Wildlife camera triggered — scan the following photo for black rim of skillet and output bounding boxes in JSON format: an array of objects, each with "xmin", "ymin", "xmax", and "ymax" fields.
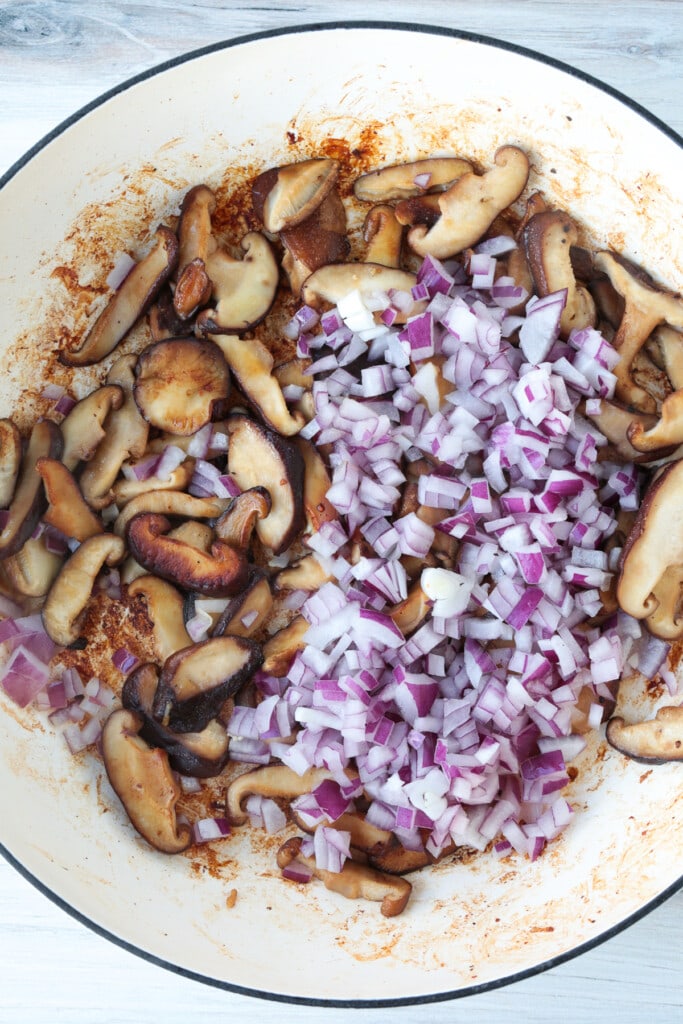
[{"xmin": 1, "ymin": 19, "xmax": 682, "ymax": 1009}]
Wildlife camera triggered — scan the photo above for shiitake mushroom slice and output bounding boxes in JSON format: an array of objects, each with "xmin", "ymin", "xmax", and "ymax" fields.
[{"xmin": 133, "ymin": 337, "xmax": 230, "ymax": 435}]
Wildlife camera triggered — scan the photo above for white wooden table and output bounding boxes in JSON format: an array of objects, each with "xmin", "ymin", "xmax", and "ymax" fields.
[{"xmin": 1, "ymin": 3, "xmax": 682, "ymax": 1021}]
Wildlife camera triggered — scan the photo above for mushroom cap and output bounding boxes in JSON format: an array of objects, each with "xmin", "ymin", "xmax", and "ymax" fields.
[{"xmin": 617, "ymin": 459, "xmax": 683, "ymax": 622}]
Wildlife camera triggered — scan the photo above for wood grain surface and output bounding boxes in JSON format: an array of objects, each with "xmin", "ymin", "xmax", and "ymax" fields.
[{"xmin": 0, "ymin": 3, "xmax": 682, "ymax": 1022}]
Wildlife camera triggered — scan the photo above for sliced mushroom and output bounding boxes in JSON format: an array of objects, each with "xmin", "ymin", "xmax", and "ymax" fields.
[
  {"xmin": 290, "ymin": 807, "xmax": 393, "ymax": 856},
  {"xmin": 606, "ymin": 705, "xmax": 683, "ymax": 763},
  {"xmin": 653, "ymin": 324, "xmax": 683, "ymax": 389},
  {"xmin": 354, "ymin": 157, "xmax": 472, "ymax": 202},
  {"xmin": 127, "ymin": 575, "xmax": 192, "ymax": 662},
  {"xmin": 61, "ymin": 226, "xmax": 179, "ymax": 366},
  {"xmin": 196, "ymin": 233, "xmax": 279, "ymax": 334},
  {"xmin": 122, "ymin": 662, "xmax": 230, "ymax": 778},
  {"xmin": 586, "ymin": 399, "xmax": 670, "ymax": 464},
  {"xmin": 262, "ymin": 615, "xmax": 309, "ymax": 676},
  {"xmin": 3, "ymin": 536, "xmax": 64, "ymax": 598},
  {"xmin": 148, "ymin": 286, "xmax": 189, "ymax": 341},
  {"xmin": 254, "ymin": 158, "xmax": 339, "ymax": 233},
  {"xmin": 42, "ymin": 533, "xmax": 126, "ymax": 646},
  {"xmin": 302, "ymin": 264, "xmax": 426, "ymax": 324},
  {"xmin": 389, "ymin": 581, "xmax": 432, "ymax": 635},
  {"xmin": 211, "ymin": 570, "xmax": 274, "ymax": 638},
  {"xmin": 644, "ymin": 566, "xmax": 683, "ymax": 640},
  {"xmin": 176, "ymin": 184, "xmax": 217, "ymax": 268},
  {"xmin": 126, "ymin": 512, "xmax": 249, "ymax": 598},
  {"xmin": 294, "ymin": 437, "xmax": 338, "ymax": 532},
  {"xmin": 280, "ymin": 191, "xmax": 350, "ymax": 296},
  {"xmin": 627, "ymin": 388, "xmax": 683, "ymax": 452},
  {"xmin": 79, "ymin": 356, "xmax": 149, "ymax": 510},
  {"xmin": 226, "ymin": 764, "xmax": 338, "ymax": 825},
  {"xmin": 133, "ymin": 337, "xmax": 230, "ymax": 435},
  {"xmin": 0, "ymin": 419, "xmax": 22, "ymax": 508},
  {"xmin": 272, "ymin": 358, "xmax": 313, "ymax": 391},
  {"xmin": 362, "ymin": 205, "xmax": 403, "ymax": 268},
  {"xmin": 121, "ymin": 519, "xmax": 213, "ymax": 586},
  {"xmin": 211, "ymin": 334, "xmax": 304, "ymax": 436},
  {"xmin": 113, "ymin": 490, "xmax": 230, "ymax": 537},
  {"xmin": 617, "ymin": 459, "xmax": 683, "ymax": 626},
  {"xmin": 408, "ymin": 146, "xmax": 530, "ymax": 259},
  {"xmin": 594, "ymin": 251, "xmax": 683, "ymax": 412},
  {"xmin": 173, "ymin": 184, "xmax": 217, "ymax": 318},
  {"xmin": 112, "ymin": 458, "xmax": 195, "ymax": 506},
  {"xmin": 277, "ymin": 836, "xmax": 412, "ymax": 917},
  {"xmin": 152, "ymin": 634, "xmax": 263, "ymax": 733},
  {"xmin": 367, "ymin": 834, "xmax": 432, "ymax": 875},
  {"xmin": 36, "ymin": 458, "xmax": 103, "ymax": 542},
  {"xmin": 214, "ymin": 488, "xmax": 272, "ymax": 548},
  {"xmin": 275, "ymin": 553, "xmax": 332, "ymax": 592},
  {"xmin": 59, "ymin": 385, "xmax": 124, "ymax": 471},
  {"xmin": 523, "ymin": 210, "xmax": 596, "ymax": 336},
  {"xmin": 226, "ymin": 416, "xmax": 305, "ymax": 554},
  {"xmin": 101, "ymin": 708, "xmax": 192, "ymax": 853},
  {"xmin": 394, "ymin": 193, "xmax": 442, "ymax": 229},
  {"xmin": 0, "ymin": 419, "xmax": 63, "ymax": 560}
]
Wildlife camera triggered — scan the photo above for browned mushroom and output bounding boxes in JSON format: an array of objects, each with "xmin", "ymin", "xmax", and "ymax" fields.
[
  {"xmin": 362, "ymin": 205, "xmax": 403, "ymax": 268},
  {"xmin": 226, "ymin": 416, "xmax": 305, "ymax": 554},
  {"xmin": 127, "ymin": 575, "xmax": 192, "ymax": 662},
  {"xmin": 594, "ymin": 251, "xmax": 683, "ymax": 412},
  {"xmin": 643, "ymin": 566, "xmax": 683, "ymax": 640},
  {"xmin": 3, "ymin": 536, "xmax": 64, "ymax": 599},
  {"xmin": 394, "ymin": 193, "xmax": 442, "ymax": 229},
  {"xmin": 253, "ymin": 158, "xmax": 339, "ymax": 234},
  {"xmin": 606, "ymin": 705, "xmax": 683, "ymax": 763},
  {"xmin": 653, "ymin": 324, "xmax": 683, "ymax": 389},
  {"xmin": 113, "ymin": 490, "xmax": 230, "ymax": 537},
  {"xmin": 133, "ymin": 337, "xmax": 230, "ymax": 435},
  {"xmin": 226, "ymin": 764, "xmax": 339, "ymax": 824},
  {"xmin": 210, "ymin": 334, "xmax": 304, "ymax": 436},
  {"xmin": 36, "ymin": 458, "xmax": 103, "ymax": 542},
  {"xmin": 152, "ymin": 634, "xmax": 263, "ymax": 733},
  {"xmin": 79, "ymin": 355, "xmax": 149, "ymax": 510},
  {"xmin": 354, "ymin": 157, "xmax": 472, "ymax": 202},
  {"xmin": 0, "ymin": 419, "xmax": 22, "ymax": 508},
  {"xmin": 289, "ymin": 807, "xmax": 393, "ymax": 860},
  {"xmin": 214, "ymin": 488, "xmax": 272, "ymax": 548},
  {"xmin": 407, "ymin": 146, "xmax": 530, "ymax": 259},
  {"xmin": 59, "ymin": 385, "xmax": 124, "ymax": 471},
  {"xmin": 0, "ymin": 419, "xmax": 63, "ymax": 559},
  {"xmin": 367, "ymin": 833, "xmax": 433, "ymax": 875},
  {"xmin": 627, "ymin": 389, "xmax": 683, "ymax": 452},
  {"xmin": 211, "ymin": 570, "xmax": 274, "ymax": 638},
  {"xmin": 126, "ymin": 513, "xmax": 249, "ymax": 597},
  {"xmin": 294, "ymin": 437, "xmax": 338, "ymax": 532},
  {"xmin": 523, "ymin": 210, "xmax": 596, "ymax": 336},
  {"xmin": 389, "ymin": 581, "xmax": 432, "ymax": 635},
  {"xmin": 122, "ymin": 662, "xmax": 230, "ymax": 777},
  {"xmin": 617, "ymin": 459, "xmax": 683, "ymax": 632},
  {"xmin": 42, "ymin": 533, "xmax": 126, "ymax": 646},
  {"xmin": 302, "ymin": 263, "xmax": 426, "ymax": 324},
  {"xmin": 275, "ymin": 553, "xmax": 332, "ymax": 593},
  {"xmin": 586, "ymin": 399, "xmax": 673, "ymax": 464},
  {"xmin": 196, "ymin": 233, "xmax": 279, "ymax": 334},
  {"xmin": 148, "ymin": 286, "xmax": 189, "ymax": 341},
  {"xmin": 101, "ymin": 708, "xmax": 192, "ymax": 853},
  {"xmin": 112, "ymin": 458, "xmax": 195, "ymax": 506},
  {"xmin": 61, "ymin": 226, "xmax": 179, "ymax": 366},
  {"xmin": 173, "ymin": 184, "xmax": 217, "ymax": 318},
  {"xmin": 280, "ymin": 191, "xmax": 350, "ymax": 297},
  {"xmin": 277, "ymin": 836, "xmax": 412, "ymax": 917},
  {"xmin": 261, "ymin": 615, "xmax": 309, "ymax": 676}
]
